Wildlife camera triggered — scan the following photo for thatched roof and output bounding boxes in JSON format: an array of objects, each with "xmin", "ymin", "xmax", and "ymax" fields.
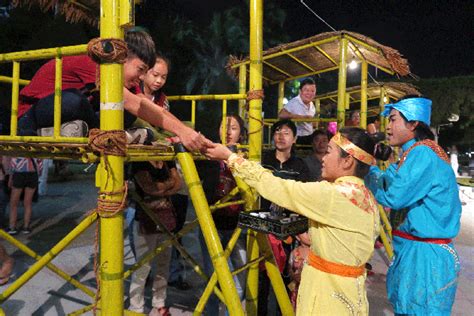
[
  {"xmin": 316, "ymin": 82, "xmax": 420, "ymax": 116},
  {"xmin": 317, "ymin": 82, "xmax": 421, "ymax": 103},
  {"xmin": 13, "ymin": 0, "xmax": 99, "ymax": 26},
  {"xmin": 228, "ymin": 31, "xmax": 412, "ymax": 85}
]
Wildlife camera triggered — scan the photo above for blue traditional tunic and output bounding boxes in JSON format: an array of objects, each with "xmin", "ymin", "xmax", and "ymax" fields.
[{"xmin": 366, "ymin": 138, "xmax": 462, "ymax": 315}]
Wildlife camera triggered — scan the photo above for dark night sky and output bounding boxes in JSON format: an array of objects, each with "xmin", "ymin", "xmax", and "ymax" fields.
[{"xmin": 176, "ymin": 0, "xmax": 474, "ymax": 79}]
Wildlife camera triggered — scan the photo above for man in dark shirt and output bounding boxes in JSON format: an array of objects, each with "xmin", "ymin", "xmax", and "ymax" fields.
[
  {"xmin": 303, "ymin": 129, "xmax": 329, "ymax": 182},
  {"xmin": 261, "ymin": 119, "xmax": 310, "ymax": 210},
  {"xmin": 259, "ymin": 119, "xmax": 309, "ymax": 316}
]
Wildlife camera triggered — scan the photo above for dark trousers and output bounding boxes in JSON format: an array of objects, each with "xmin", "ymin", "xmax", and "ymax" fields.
[
  {"xmin": 18, "ymin": 89, "xmax": 99, "ymax": 136},
  {"xmin": 168, "ymin": 194, "xmax": 189, "ymax": 283},
  {"xmin": 258, "ymin": 272, "xmax": 282, "ymax": 316}
]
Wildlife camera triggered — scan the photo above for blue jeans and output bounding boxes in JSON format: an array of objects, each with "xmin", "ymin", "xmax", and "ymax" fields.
[
  {"xmin": 199, "ymin": 228, "xmax": 247, "ymax": 316},
  {"xmin": 18, "ymin": 89, "xmax": 99, "ymax": 136}
]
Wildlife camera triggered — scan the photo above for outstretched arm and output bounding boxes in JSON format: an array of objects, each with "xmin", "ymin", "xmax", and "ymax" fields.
[
  {"xmin": 123, "ymin": 89, "xmax": 211, "ymax": 151},
  {"xmin": 205, "ymin": 143, "xmax": 335, "ymax": 224}
]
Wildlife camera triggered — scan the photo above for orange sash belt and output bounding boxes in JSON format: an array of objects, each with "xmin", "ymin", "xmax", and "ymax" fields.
[
  {"xmin": 392, "ymin": 229, "xmax": 452, "ymax": 244},
  {"xmin": 307, "ymin": 251, "xmax": 365, "ymax": 278}
]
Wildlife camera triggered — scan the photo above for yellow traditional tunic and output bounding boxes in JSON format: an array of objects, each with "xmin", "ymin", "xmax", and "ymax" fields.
[{"xmin": 227, "ymin": 154, "xmax": 379, "ymax": 316}]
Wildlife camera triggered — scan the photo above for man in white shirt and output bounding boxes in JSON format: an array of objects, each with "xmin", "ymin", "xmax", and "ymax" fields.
[{"xmin": 278, "ymin": 78, "xmax": 317, "ymax": 144}]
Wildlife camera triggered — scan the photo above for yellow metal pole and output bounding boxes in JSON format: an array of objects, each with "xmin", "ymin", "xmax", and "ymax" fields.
[
  {"xmin": 98, "ymin": 0, "xmax": 125, "ymax": 314},
  {"xmin": 246, "ymin": 230, "xmax": 259, "ymax": 315},
  {"xmin": 54, "ymin": 57, "xmax": 63, "ymax": 138},
  {"xmin": 191, "ymin": 100, "xmax": 196, "ymax": 127},
  {"xmin": 360, "ymin": 60, "xmax": 368, "ymax": 129},
  {"xmin": 277, "ymin": 81, "xmax": 285, "ymax": 113},
  {"xmin": 248, "ymin": 0, "xmax": 263, "ymax": 162},
  {"xmin": 378, "ymin": 205, "xmax": 394, "ymax": 259},
  {"xmin": 379, "ymin": 87, "xmax": 387, "ymax": 132},
  {"xmin": 315, "ymin": 98, "xmax": 320, "ymax": 129},
  {"xmin": 0, "ymin": 213, "xmax": 97, "ymax": 301},
  {"xmin": 222, "ymin": 99, "xmax": 228, "ymax": 145},
  {"xmin": 0, "ymin": 45, "xmax": 87, "ymax": 63},
  {"xmin": 246, "ymin": 1, "xmax": 263, "ymax": 314},
  {"xmin": 238, "ymin": 64, "xmax": 247, "ymax": 120},
  {"xmin": 195, "ymin": 227, "xmax": 242, "ymax": 315},
  {"xmin": 0, "ymin": 229, "xmax": 95, "ymax": 298},
  {"xmin": 176, "ymin": 150, "xmax": 244, "ymax": 316},
  {"xmin": 10, "ymin": 61, "xmax": 20, "ymax": 136},
  {"xmin": 345, "ymin": 92, "xmax": 350, "ymax": 110},
  {"xmin": 0, "ymin": 75, "xmax": 30, "ymax": 85},
  {"xmin": 337, "ymin": 37, "xmax": 348, "ymax": 129}
]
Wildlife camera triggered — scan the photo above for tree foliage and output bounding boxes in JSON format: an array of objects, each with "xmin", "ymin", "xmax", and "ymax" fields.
[{"xmin": 414, "ymin": 76, "xmax": 474, "ymax": 146}]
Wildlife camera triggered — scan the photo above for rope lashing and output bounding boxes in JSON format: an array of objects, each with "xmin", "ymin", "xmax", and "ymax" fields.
[
  {"xmin": 246, "ymin": 89, "xmax": 265, "ymax": 135},
  {"xmin": 87, "ymin": 128, "xmax": 128, "ymax": 217},
  {"xmin": 87, "ymin": 38, "xmax": 128, "ymax": 64},
  {"xmin": 95, "ymin": 184, "xmax": 128, "ymax": 218},
  {"xmin": 246, "ymin": 89, "xmax": 265, "ymax": 102},
  {"xmin": 87, "ymin": 128, "xmax": 128, "ymax": 314},
  {"xmin": 88, "ymin": 129, "xmax": 127, "ymax": 157}
]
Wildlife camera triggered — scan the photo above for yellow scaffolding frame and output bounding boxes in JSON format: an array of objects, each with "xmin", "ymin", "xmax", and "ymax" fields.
[
  {"xmin": 0, "ymin": 1, "xmax": 417, "ymax": 315},
  {"xmin": 0, "ymin": 1, "xmax": 291, "ymax": 315}
]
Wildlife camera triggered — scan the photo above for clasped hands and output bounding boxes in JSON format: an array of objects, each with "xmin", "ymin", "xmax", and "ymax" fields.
[{"xmin": 168, "ymin": 129, "xmax": 233, "ymax": 161}]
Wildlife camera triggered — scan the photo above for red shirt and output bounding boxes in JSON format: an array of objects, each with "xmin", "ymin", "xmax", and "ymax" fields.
[{"xmin": 18, "ymin": 55, "xmax": 97, "ymax": 117}]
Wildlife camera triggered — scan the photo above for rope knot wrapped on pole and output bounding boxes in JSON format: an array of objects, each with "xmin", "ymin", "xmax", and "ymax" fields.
[
  {"xmin": 87, "ymin": 38, "xmax": 128, "ymax": 64},
  {"xmin": 246, "ymin": 89, "xmax": 265, "ymax": 135},
  {"xmin": 88, "ymin": 129, "xmax": 127, "ymax": 157}
]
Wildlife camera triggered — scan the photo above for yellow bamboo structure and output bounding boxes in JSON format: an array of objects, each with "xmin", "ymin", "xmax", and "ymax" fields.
[
  {"xmin": 360, "ymin": 60, "xmax": 368, "ymax": 129},
  {"xmin": 378, "ymin": 206, "xmax": 394, "ymax": 259},
  {"xmin": 96, "ymin": 1, "xmax": 125, "ymax": 314},
  {"xmin": 0, "ymin": 75, "xmax": 30, "ymax": 85},
  {"xmin": 176, "ymin": 148, "xmax": 244, "ymax": 315},
  {"xmin": 379, "ymin": 87, "xmax": 388, "ymax": 132},
  {"xmin": 246, "ymin": 0, "xmax": 263, "ymax": 314},
  {"xmin": 53, "ymin": 57, "xmax": 63, "ymax": 138},
  {"xmin": 337, "ymin": 37, "xmax": 348, "ymax": 127},
  {"xmin": 0, "ymin": 0, "xmax": 416, "ymax": 314},
  {"xmin": 10, "ymin": 62, "xmax": 20, "ymax": 137},
  {"xmin": 0, "ymin": 229, "xmax": 95, "ymax": 298},
  {"xmin": 277, "ymin": 81, "xmax": 285, "ymax": 113},
  {"xmin": 238, "ymin": 65, "xmax": 247, "ymax": 119},
  {"xmin": 0, "ymin": 213, "xmax": 97, "ymax": 302},
  {"xmin": 247, "ymin": 0, "xmax": 263, "ymax": 162}
]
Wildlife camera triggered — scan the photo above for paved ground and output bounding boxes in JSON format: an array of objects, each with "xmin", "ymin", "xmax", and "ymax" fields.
[{"xmin": 1, "ymin": 164, "xmax": 473, "ymax": 315}]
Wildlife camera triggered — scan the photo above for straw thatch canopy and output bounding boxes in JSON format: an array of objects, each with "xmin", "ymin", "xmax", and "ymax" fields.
[
  {"xmin": 13, "ymin": 0, "xmax": 99, "ymax": 26},
  {"xmin": 317, "ymin": 82, "xmax": 420, "ymax": 116},
  {"xmin": 228, "ymin": 31, "xmax": 412, "ymax": 85},
  {"xmin": 317, "ymin": 82, "xmax": 421, "ymax": 103}
]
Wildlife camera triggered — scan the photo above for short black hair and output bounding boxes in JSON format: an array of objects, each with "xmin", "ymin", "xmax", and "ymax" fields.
[
  {"xmin": 125, "ymin": 28, "xmax": 156, "ymax": 69},
  {"xmin": 299, "ymin": 78, "xmax": 316, "ymax": 90},
  {"xmin": 338, "ymin": 127, "xmax": 376, "ymax": 179},
  {"xmin": 311, "ymin": 129, "xmax": 329, "ymax": 141},
  {"xmin": 271, "ymin": 119, "xmax": 297, "ymax": 137}
]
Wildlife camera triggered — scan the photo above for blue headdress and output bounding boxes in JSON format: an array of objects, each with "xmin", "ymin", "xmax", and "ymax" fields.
[{"xmin": 381, "ymin": 97, "xmax": 432, "ymax": 126}]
